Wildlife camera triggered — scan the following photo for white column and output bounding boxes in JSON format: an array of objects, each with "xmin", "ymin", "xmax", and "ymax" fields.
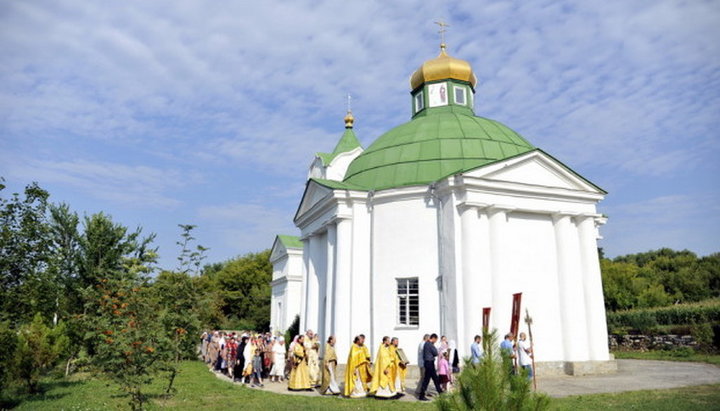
[
  {"xmin": 552, "ymin": 214, "xmax": 589, "ymax": 361},
  {"xmin": 334, "ymin": 218, "xmax": 352, "ymax": 361},
  {"xmin": 305, "ymin": 235, "xmax": 320, "ymax": 333},
  {"xmin": 324, "ymin": 223, "xmax": 336, "ymax": 347},
  {"xmin": 300, "ymin": 239, "xmax": 310, "ymax": 332},
  {"xmin": 577, "ymin": 216, "xmax": 610, "ymax": 361},
  {"xmin": 457, "ymin": 208, "xmax": 482, "ymax": 356},
  {"xmin": 488, "ymin": 208, "xmax": 508, "ymax": 332}
]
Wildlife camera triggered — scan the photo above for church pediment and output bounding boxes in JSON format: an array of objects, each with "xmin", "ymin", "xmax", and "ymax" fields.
[
  {"xmin": 294, "ymin": 179, "xmax": 334, "ymax": 222},
  {"xmin": 270, "ymin": 238, "xmax": 287, "ymax": 263},
  {"xmin": 464, "ymin": 150, "xmax": 605, "ymax": 194}
]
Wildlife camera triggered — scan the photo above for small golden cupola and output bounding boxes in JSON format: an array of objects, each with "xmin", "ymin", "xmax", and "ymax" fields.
[
  {"xmin": 409, "ymin": 43, "xmax": 478, "ymax": 92},
  {"xmin": 408, "ymin": 22, "xmax": 478, "ymax": 117}
]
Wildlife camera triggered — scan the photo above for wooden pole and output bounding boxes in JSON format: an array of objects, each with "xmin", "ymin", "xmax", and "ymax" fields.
[{"xmin": 524, "ymin": 308, "xmax": 537, "ymax": 390}]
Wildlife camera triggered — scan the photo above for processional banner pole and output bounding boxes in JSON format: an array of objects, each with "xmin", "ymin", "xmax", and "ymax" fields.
[
  {"xmin": 524, "ymin": 308, "xmax": 537, "ymax": 390},
  {"xmin": 510, "ymin": 293, "xmax": 522, "ymax": 373}
]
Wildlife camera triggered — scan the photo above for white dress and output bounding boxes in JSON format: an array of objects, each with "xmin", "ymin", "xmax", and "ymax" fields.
[{"xmin": 270, "ymin": 343, "xmax": 286, "ymax": 377}]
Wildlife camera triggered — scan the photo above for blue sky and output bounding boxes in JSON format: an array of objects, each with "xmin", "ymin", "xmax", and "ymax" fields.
[{"xmin": 1, "ymin": 0, "xmax": 718, "ymax": 269}]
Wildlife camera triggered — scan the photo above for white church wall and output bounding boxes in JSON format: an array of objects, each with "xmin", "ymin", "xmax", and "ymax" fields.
[
  {"xmin": 272, "ymin": 256, "xmax": 287, "ymax": 281},
  {"xmin": 370, "ymin": 196, "xmax": 440, "ymax": 359},
  {"xmin": 270, "ymin": 281, "xmax": 287, "ymax": 333},
  {"xmin": 502, "ymin": 212, "xmax": 566, "ymax": 362}
]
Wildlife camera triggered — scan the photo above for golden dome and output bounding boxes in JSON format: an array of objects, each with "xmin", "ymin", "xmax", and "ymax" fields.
[
  {"xmin": 344, "ymin": 110, "xmax": 355, "ymax": 128},
  {"xmin": 410, "ymin": 45, "xmax": 477, "ymax": 91}
]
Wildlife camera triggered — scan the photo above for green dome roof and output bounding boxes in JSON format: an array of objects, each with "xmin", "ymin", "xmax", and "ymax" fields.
[{"xmin": 343, "ymin": 107, "xmax": 535, "ymax": 190}]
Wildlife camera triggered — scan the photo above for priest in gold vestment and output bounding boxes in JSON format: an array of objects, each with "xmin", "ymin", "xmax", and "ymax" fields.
[
  {"xmin": 344, "ymin": 336, "xmax": 371, "ymax": 398},
  {"xmin": 320, "ymin": 336, "xmax": 341, "ymax": 395},
  {"xmin": 370, "ymin": 336, "xmax": 397, "ymax": 398},
  {"xmin": 288, "ymin": 335, "xmax": 311, "ymax": 391},
  {"xmin": 391, "ymin": 337, "xmax": 409, "ymax": 392}
]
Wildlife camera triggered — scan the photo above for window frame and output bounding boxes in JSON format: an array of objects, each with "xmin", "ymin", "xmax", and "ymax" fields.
[
  {"xmin": 396, "ymin": 277, "xmax": 419, "ymax": 328},
  {"xmin": 454, "ymin": 86, "xmax": 467, "ymax": 105},
  {"xmin": 414, "ymin": 91, "xmax": 425, "ymax": 113}
]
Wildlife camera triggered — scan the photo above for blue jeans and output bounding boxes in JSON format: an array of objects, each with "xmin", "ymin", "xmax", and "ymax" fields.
[{"xmin": 521, "ymin": 365, "xmax": 533, "ymax": 379}]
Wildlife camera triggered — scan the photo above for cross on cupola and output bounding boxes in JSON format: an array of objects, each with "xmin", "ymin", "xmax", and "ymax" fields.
[{"xmin": 435, "ymin": 20, "xmax": 449, "ymax": 50}]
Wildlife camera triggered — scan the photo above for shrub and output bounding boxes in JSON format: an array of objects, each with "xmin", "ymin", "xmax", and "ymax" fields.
[
  {"xmin": 284, "ymin": 315, "xmax": 300, "ymax": 350},
  {"xmin": 13, "ymin": 313, "xmax": 68, "ymax": 393},
  {"xmin": 0, "ymin": 321, "xmax": 17, "ymax": 392},
  {"xmin": 436, "ymin": 329, "xmax": 549, "ymax": 411},
  {"xmin": 607, "ymin": 299, "xmax": 720, "ymax": 331}
]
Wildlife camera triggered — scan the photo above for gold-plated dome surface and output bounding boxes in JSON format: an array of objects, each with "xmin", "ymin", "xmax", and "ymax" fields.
[
  {"xmin": 344, "ymin": 110, "xmax": 355, "ymax": 128},
  {"xmin": 410, "ymin": 45, "xmax": 477, "ymax": 91}
]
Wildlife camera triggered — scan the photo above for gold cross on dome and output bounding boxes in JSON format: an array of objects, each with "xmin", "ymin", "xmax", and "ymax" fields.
[
  {"xmin": 346, "ymin": 93, "xmax": 352, "ymax": 113},
  {"xmin": 435, "ymin": 20, "xmax": 449, "ymax": 47}
]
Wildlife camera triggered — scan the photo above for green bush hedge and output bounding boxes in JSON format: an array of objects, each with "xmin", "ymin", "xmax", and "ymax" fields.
[{"xmin": 607, "ymin": 299, "xmax": 720, "ymax": 331}]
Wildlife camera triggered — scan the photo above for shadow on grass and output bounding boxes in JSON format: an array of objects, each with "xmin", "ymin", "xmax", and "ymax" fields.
[{"xmin": 1, "ymin": 378, "xmax": 84, "ymax": 408}]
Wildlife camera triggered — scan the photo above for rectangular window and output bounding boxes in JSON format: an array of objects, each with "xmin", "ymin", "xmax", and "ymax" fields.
[
  {"xmin": 397, "ymin": 278, "xmax": 419, "ymax": 326},
  {"xmin": 415, "ymin": 92, "xmax": 424, "ymax": 112},
  {"xmin": 454, "ymin": 86, "xmax": 466, "ymax": 105}
]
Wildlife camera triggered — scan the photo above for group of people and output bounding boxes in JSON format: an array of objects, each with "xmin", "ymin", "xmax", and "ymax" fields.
[
  {"xmin": 200, "ymin": 328, "xmax": 533, "ymax": 401},
  {"xmin": 287, "ymin": 331, "xmax": 410, "ymax": 399},
  {"xmin": 201, "ymin": 331, "xmax": 288, "ymax": 387},
  {"xmin": 499, "ymin": 332, "xmax": 534, "ymax": 378}
]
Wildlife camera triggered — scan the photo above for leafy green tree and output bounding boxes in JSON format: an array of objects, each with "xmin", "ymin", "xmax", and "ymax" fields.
[
  {"xmin": 152, "ymin": 271, "xmax": 201, "ymax": 395},
  {"xmin": 0, "ymin": 182, "xmax": 52, "ymax": 324},
  {"xmin": 87, "ymin": 273, "xmax": 162, "ymax": 410},
  {"xmin": 601, "ymin": 260, "xmax": 645, "ymax": 310},
  {"xmin": 212, "ymin": 250, "xmax": 272, "ymax": 331},
  {"xmin": 47, "ymin": 203, "xmax": 81, "ymax": 322},
  {"xmin": 175, "ymin": 224, "xmax": 208, "ymax": 276},
  {"xmin": 13, "ymin": 313, "xmax": 68, "ymax": 393},
  {"xmin": 0, "ymin": 320, "xmax": 18, "ymax": 392}
]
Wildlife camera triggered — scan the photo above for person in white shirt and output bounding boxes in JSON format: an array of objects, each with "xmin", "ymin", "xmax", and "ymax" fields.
[{"xmin": 517, "ymin": 332, "xmax": 533, "ymax": 379}]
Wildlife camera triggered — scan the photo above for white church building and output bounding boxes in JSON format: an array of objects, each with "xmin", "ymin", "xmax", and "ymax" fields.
[{"xmin": 270, "ymin": 42, "xmax": 614, "ymax": 375}]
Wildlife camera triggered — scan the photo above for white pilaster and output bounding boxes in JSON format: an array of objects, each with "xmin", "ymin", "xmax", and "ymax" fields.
[
  {"xmin": 334, "ymin": 218, "xmax": 352, "ymax": 361},
  {"xmin": 552, "ymin": 214, "xmax": 589, "ymax": 361},
  {"xmin": 324, "ymin": 223, "xmax": 337, "ymax": 346},
  {"xmin": 300, "ymin": 239, "xmax": 310, "ymax": 333},
  {"xmin": 305, "ymin": 235, "xmax": 320, "ymax": 333},
  {"xmin": 577, "ymin": 216, "xmax": 610, "ymax": 360},
  {"xmin": 488, "ymin": 208, "xmax": 509, "ymax": 332}
]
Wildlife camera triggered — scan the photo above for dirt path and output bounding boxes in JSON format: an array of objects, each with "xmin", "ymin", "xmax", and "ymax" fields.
[{"xmin": 211, "ymin": 359, "xmax": 720, "ymax": 401}]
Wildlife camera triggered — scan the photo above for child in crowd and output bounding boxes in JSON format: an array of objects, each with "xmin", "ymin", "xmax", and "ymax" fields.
[{"xmin": 438, "ymin": 350, "xmax": 452, "ymax": 392}]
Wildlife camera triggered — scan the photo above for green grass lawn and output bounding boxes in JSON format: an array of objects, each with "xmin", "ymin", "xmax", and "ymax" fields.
[
  {"xmin": 550, "ymin": 384, "xmax": 720, "ymax": 411},
  {"xmin": 613, "ymin": 351, "xmax": 720, "ymax": 366},
  {"xmin": 3, "ymin": 361, "xmax": 719, "ymax": 410}
]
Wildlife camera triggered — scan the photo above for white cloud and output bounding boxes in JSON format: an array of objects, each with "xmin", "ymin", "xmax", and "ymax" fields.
[
  {"xmin": 3, "ymin": 157, "xmax": 194, "ymax": 208},
  {"xmin": 197, "ymin": 202, "xmax": 297, "ymax": 255}
]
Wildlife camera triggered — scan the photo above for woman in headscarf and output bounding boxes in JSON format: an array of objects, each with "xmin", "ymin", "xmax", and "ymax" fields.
[
  {"xmin": 242, "ymin": 336, "xmax": 256, "ymax": 383},
  {"xmin": 288, "ymin": 335, "xmax": 311, "ymax": 391},
  {"xmin": 320, "ymin": 336, "xmax": 340, "ymax": 395},
  {"xmin": 235, "ymin": 336, "xmax": 248, "ymax": 382},
  {"xmin": 270, "ymin": 337, "xmax": 287, "ymax": 382},
  {"xmin": 437, "ymin": 335, "xmax": 449, "ymax": 370},
  {"xmin": 207, "ymin": 331, "xmax": 219, "ymax": 369}
]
